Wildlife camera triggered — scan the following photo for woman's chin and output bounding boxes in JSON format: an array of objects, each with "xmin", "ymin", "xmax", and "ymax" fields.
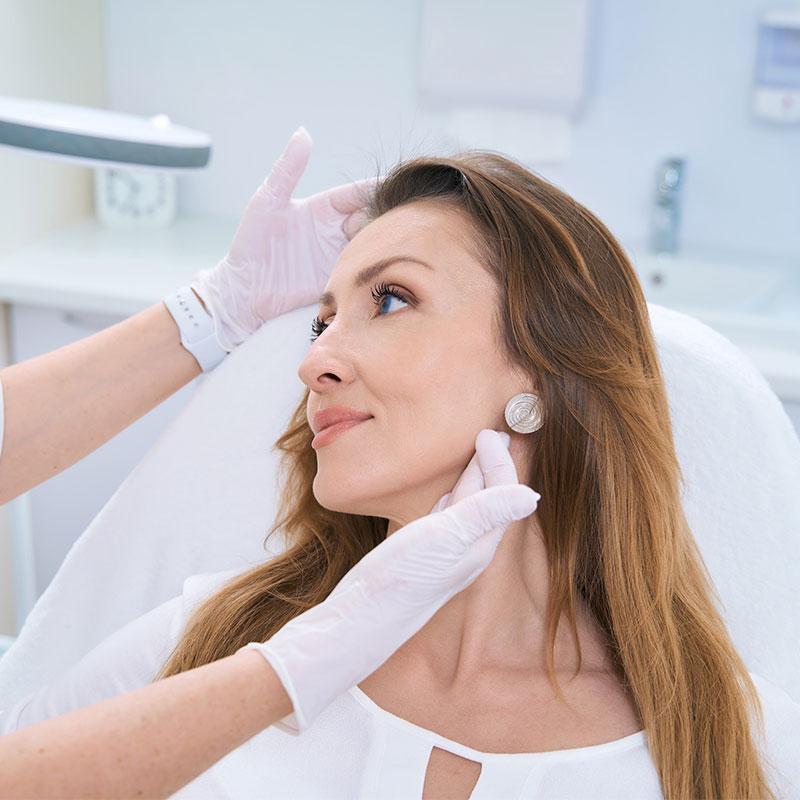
[
  {"xmin": 313, "ymin": 481, "xmax": 368, "ymax": 516},
  {"xmin": 312, "ymin": 483, "xmax": 393, "ymax": 521}
]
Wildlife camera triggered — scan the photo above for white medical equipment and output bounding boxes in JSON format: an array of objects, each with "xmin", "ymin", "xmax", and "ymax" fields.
[
  {"xmin": 0, "ymin": 97, "xmax": 211, "ymax": 171},
  {"xmin": 0, "ymin": 96, "xmax": 212, "ymax": 227},
  {"xmin": 0, "ymin": 301, "xmax": 798, "ymax": 709}
]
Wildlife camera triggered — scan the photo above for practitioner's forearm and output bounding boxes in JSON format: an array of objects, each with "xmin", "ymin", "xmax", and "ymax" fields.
[
  {"xmin": 0, "ymin": 650, "xmax": 293, "ymax": 800},
  {"xmin": 0, "ymin": 298, "xmax": 203, "ymax": 504}
]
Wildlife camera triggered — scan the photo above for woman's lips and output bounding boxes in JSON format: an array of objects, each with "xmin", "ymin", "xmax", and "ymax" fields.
[{"xmin": 312, "ymin": 418, "xmax": 370, "ymax": 449}]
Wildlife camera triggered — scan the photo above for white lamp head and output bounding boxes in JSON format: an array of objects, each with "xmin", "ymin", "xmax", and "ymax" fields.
[{"xmin": 0, "ymin": 96, "xmax": 211, "ymax": 172}]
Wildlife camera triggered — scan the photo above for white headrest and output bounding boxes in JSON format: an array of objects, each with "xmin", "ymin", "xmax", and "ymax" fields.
[{"xmin": 1, "ymin": 303, "xmax": 798, "ymax": 707}]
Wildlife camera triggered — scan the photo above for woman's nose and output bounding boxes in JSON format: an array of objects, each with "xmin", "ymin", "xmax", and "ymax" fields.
[{"xmin": 297, "ymin": 331, "xmax": 357, "ymax": 391}]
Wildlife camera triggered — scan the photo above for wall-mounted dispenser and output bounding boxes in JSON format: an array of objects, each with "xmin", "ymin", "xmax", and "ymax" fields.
[
  {"xmin": 752, "ymin": 6, "xmax": 800, "ymax": 123},
  {"xmin": 416, "ymin": 0, "xmax": 591, "ymax": 163}
]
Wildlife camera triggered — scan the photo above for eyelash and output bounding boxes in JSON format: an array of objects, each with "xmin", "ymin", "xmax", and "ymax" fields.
[{"xmin": 310, "ymin": 281, "xmax": 413, "ymax": 343}]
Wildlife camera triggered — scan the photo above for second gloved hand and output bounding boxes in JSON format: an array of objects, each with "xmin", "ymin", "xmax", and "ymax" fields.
[
  {"xmin": 239, "ymin": 429, "xmax": 541, "ymax": 734},
  {"xmin": 190, "ymin": 126, "xmax": 375, "ymax": 352}
]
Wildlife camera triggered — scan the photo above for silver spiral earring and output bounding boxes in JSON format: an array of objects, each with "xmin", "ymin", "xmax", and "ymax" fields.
[{"xmin": 504, "ymin": 392, "xmax": 544, "ymax": 434}]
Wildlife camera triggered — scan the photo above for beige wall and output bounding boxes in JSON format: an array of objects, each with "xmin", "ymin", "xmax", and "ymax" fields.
[{"xmin": 0, "ymin": 0, "xmax": 106, "ymax": 635}]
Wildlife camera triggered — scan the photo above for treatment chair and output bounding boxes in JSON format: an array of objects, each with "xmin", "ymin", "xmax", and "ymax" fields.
[{"xmin": 0, "ymin": 302, "xmax": 798, "ymax": 709}]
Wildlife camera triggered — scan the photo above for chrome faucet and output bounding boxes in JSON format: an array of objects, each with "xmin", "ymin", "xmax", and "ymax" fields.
[{"xmin": 650, "ymin": 157, "xmax": 685, "ymax": 255}]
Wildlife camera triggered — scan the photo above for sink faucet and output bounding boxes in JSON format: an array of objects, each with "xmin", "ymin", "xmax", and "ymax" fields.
[{"xmin": 650, "ymin": 157, "xmax": 685, "ymax": 255}]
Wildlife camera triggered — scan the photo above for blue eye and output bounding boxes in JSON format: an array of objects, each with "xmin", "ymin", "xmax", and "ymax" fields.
[
  {"xmin": 371, "ymin": 281, "xmax": 410, "ymax": 316},
  {"xmin": 309, "ymin": 281, "xmax": 413, "ymax": 343}
]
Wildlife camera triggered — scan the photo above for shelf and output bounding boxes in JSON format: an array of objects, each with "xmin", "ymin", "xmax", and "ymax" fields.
[{"xmin": 0, "ymin": 215, "xmax": 240, "ymax": 316}]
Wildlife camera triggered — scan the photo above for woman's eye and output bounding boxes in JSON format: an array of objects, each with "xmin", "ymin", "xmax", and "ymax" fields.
[
  {"xmin": 309, "ymin": 282, "xmax": 413, "ymax": 343},
  {"xmin": 371, "ymin": 281, "xmax": 410, "ymax": 316}
]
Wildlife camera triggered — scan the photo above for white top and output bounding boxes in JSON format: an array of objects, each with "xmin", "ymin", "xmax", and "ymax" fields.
[{"xmin": 1, "ymin": 569, "xmax": 798, "ymax": 799}]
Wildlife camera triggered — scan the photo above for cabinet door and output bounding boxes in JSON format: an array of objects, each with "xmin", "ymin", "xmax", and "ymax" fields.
[{"xmin": 9, "ymin": 303, "xmax": 200, "ymax": 597}]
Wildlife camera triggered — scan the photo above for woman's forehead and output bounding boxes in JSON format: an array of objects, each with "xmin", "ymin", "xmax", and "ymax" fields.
[{"xmin": 332, "ymin": 201, "xmax": 488, "ymax": 287}]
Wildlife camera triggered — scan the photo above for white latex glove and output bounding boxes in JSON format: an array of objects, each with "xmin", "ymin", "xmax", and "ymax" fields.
[
  {"xmin": 239, "ymin": 429, "xmax": 541, "ymax": 733},
  {"xmin": 190, "ymin": 126, "xmax": 375, "ymax": 352}
]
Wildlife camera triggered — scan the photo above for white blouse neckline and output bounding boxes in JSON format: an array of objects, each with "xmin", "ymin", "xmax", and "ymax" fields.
[{"xmin": 347, "ymin": 684, "xmax": 647, "ymax": 763}]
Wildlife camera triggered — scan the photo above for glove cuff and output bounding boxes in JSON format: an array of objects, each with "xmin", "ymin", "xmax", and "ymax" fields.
[{"xmin": 238, "ymin": 642, "xmax": 307, "ymax": 735}]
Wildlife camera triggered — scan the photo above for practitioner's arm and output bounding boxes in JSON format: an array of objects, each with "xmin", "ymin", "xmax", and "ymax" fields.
[
  {"xmin": 0, "ymin": 299, "xmax": 201, "ymax": 505},
  {"xmin": 0, "ymin": 649, "xmax": 293, "ymax": 800}
]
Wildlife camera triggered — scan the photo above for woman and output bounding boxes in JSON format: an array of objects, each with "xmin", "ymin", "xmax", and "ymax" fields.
[
  {"xmin": 0, "ymin": 128, "xmax": 537, "ymax": 797},
  {"xmin": 3, "ymin": 150, "xmax": 798, "ymax": 799}
]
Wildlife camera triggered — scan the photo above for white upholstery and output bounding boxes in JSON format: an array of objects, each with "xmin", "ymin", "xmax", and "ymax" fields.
[{"xmin": 1, "ymin": 302, "xmax": 798, "ymax": 708}]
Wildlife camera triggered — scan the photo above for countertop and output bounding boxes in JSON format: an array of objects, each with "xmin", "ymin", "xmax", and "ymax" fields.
[{"xmin": 0, "ymin": 215, "xmax": 240, "ymax": 317}]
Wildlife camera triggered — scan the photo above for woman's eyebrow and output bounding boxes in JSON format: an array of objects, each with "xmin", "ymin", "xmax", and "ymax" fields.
[{"xmin": 317, "ymin": 255, "xmax": 434, "ymax": 307}]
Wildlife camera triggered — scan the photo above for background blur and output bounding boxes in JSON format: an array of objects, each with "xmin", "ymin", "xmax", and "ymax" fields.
[
  {"xmin": 0, "ymin": 0, "xmax": 798, "ymax": 638},
  {"xmin": 3, "ymin": 0, "xmax": 797, "ymax": 256}
]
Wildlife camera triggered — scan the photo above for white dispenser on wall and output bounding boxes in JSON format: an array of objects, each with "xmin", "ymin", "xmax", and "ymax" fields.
[{"xmin": 752, "ymin": 6, "xmax": 800, "ymax": 123}]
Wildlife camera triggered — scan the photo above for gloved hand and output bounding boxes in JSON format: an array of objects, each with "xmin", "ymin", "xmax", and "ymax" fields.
[
  {"xmin": 190, "ymin": 126, "xmax": 375, "ymax": 352},
  {"xmin": 239, "ymin": 429, "xmax": 541, "ymax": 733}
]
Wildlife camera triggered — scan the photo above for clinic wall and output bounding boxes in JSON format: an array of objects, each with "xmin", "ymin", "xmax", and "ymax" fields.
[
  {"xmin": 0, "ymin": 0, "xmax": 107, "ymax": 636},
  {"xmin": 103, "ymin": 0, "xmax": 800, "ymax": 258}
]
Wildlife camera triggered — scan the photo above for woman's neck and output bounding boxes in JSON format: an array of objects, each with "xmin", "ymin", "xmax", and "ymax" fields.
[{"xmin": 382, "ymin": 514, "xmax": 613, "ymax": 693}]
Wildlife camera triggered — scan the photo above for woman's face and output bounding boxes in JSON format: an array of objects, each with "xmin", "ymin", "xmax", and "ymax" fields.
[{"xmin": 297, "ymin": 199, "xmax": 529, "ymax": 530}]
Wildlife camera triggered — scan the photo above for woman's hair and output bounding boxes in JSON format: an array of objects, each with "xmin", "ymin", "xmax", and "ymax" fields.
[{"xmin": 155, "ymin": 151, "xmax": 778, "ymax": 798}]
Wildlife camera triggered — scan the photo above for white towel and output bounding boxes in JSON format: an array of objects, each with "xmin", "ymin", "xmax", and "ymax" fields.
[{"xmin": 0, "ymin": 302, "xmax": 798, "ymax": 708}]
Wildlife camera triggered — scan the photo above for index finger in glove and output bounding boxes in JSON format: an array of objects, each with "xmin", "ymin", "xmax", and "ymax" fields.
[
  {"xmin": 476, "ymin": 428, "xmax": 521, "ymax": 488},
  {"xmin": 328, "ymin": 176, "xmax": 377, "ymax": 214},
  {"xmin": 438, "ymin": 483, "xmax": 540, "ymax": 550},
  {"xmin": 304, "ymin": 177, "xmax": 377, "ymax": 236},
  {"xmin": 429, "ymin": 444, "xmax": 487, "ymax": 514},
  {"xmin": 442, "ymin": 430, "xmax": 511, "ymax": 510},
  {"xmin": 343, "ymin": 210, "xmax": 368, "ymax": 241}
]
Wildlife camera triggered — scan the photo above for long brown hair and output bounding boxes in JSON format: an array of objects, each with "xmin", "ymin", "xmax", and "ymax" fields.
[{"xmin": 156, "ymin": 151, "xmax": 778, "ymax": 798}]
